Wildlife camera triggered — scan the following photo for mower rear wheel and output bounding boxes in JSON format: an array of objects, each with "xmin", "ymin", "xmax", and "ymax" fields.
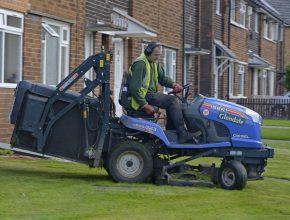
[
  {"xmin": 106, "ymin": 141, "xmax": 153, "ymax": 183},
  {"xmin": 218, "ymin": 160, "xmax": 247, "ymax": 190}
]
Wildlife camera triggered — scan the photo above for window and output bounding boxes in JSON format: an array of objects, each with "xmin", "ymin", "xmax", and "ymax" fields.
[
  {"xmin": 238, "ymin": 65, "xmax": 244, "ymax": 96},
  {"xmin": 247, "ymin": 6, "xmax": 252, "ymax": 29},
  {"xmin": 272, "ymin": 22, "xmax": 278, "ymax": 40},
  {"xmin": 164, "ymin": 48, "xmax": 176, "ymax": 93},
  {"xmin": 263, "ymin": 16, "xmax": 269, "ymax": 38},
  {"xmin": 253, "ymin": 69, "xmax": 258, "ymax": 95},
  {"xmin": 254, "ymin": 12, "xmax": 259, "ymax": 33},
  {"xmin": 230, "ymin": 0, "xmax": 236, "ymax": 22},
  {"xmin": 239, "ymin": 2, "xmax": 246, "ymax": 27},
  {"xmin": 278, "ymin": 24, "xmax": 283, "ymax": 41},
  {"xmin": 41, "ymin": 19, "xmax": 70, "ymax": 85},
  {"xmin": 0, "ymin": 9, "xmax": 23, "ymax": 87},
  {"xmin": 229, "ymin": 62, "xmax": 234, "ymax": 96},
  {"xmin": 268, "ymin": 71, "xmax": 274, "ymax": 96},
  {"xmin": 264, "ymin": 17, "xmax": 279, "ymax": 41},
  {"xmin": 261, "ymin": 70, "xmax": 267, "ymax": 96},
  {"xmin": 216, "ymin": 0, "xmax": 221, "ymax": 15}
]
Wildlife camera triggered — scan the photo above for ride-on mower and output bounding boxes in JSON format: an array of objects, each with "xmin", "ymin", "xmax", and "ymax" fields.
[{"xmin": 9, "ymin": 50, "xmax": 274, "ymax": 190}]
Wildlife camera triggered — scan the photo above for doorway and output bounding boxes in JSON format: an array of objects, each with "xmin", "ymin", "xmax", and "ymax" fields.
[{"xmin": 113, "ymin": 38, "xmax": 124, "ymax": 117}]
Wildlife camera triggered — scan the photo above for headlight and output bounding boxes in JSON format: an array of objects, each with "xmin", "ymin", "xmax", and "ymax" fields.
[{"xmin": 246, "ymin": 108, "xmax": 263, "ymax": 125}]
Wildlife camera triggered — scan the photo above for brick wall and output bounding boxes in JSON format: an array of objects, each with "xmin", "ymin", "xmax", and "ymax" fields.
[
  {"xmin": 130, "ymin": 0, "xmax": 183, "ymax": 84},
  {"xmin": 284, "ymin": 27, "xmax": 290, "ymax": 67},
  {"xmin": 86, "ymin": 0, "xmax": 130, "ymax": 29},
  {"xmin": 0, "ymin": 0, "xmax": 30, "ymax": 12},
  {"xmin": 261, "ymin": 39, "xmax": 277, "ymax": 66},
  {"xmin": 0, "ymin": 0, "xmax": 86, "ymax": 143},
  {"xmin": 0, "ymin": 1, "xmax": 31, "ymax": 143}
]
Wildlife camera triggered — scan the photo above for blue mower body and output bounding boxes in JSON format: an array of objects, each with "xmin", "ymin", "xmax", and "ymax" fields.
[{"xmin": 120, "ymin": 95, "xmax": 263, "ymax": 149}]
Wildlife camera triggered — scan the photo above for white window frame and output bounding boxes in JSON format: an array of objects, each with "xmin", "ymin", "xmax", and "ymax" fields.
[
  {"xmin": 268, "ymin": 71, "xmax": 274, "ymax": 96},
  {"xmin": 230, "ymin": 0, "xmax": 236, "ymax": 23},
  {"xmin": 216, "ymin": 0, "xmax": 221, "ymax": 16},
  {"xmin": 41, "ymin": 19, "xmax": 70, "ymax": 85},
  {"xmin": 0, "ymin": 9, "xmax": 23, "ymax": 88},
  {"xmin": 261, "ymin": 70, "xmax": 267, "ymax": 96},
  {"xmin": 254, "ymin": 12, "xmax": 259, "ymax": 33},
  {"xmin": 163, "ymin": 48, "xmax": 176, "ymax": 93},
  {"xmin": 238, "ymin": 65, "xmax": 244, "ymax": 96},
  {"xmin": 253, "ymin": 69, "xmax": 258, "ymax": 95},
  {"xmin": 247, "ymin": 15, "xmax": 251, "ymax": 29},
  {"xmin": 272, "ymin": 22, "xmax": 279, "ymax": 41},
  {"xmin": 239, "ymin": 2, "xmax": 246, "ymax": 27},
  {"xmin": 41, "ymin": 23, "xmax": 59, "ymax": 37},
  {"xmin": 263, "ymin": 16, "xmax": 269, "ymax": 38},
  {"xmin": 278, "ymin": 24, "xmax": 283, "ymax": 41}
]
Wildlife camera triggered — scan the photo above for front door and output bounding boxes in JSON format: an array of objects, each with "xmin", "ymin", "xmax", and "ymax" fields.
[{"xmin": 113, "ymin": 38, "xmax": 124, "ymax": 117}]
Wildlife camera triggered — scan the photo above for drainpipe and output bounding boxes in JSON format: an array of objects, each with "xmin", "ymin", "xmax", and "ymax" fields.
[
  {"xmin": 182, "ymin": 0, "xmax": 185, "ymax": 85},
  {"xmin": 227, "ymin": 0, "xmax": 231, "ymax": 101}
]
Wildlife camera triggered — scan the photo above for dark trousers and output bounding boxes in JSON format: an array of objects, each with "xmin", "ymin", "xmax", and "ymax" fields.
[{"xmin": 145, "ymin": 92, "xmax": 186, "ymax": 134}]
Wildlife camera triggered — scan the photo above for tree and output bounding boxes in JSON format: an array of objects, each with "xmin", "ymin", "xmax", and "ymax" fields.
[
  {"xmin": 285, "ymin": 63, "xmax": 290, "ymax": 91},
  {"xmin": 286, "ymin": 63, "xmax": 290, "ymax": 91}
]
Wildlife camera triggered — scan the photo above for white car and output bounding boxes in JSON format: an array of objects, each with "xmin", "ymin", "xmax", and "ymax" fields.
[{"xmin": 283, "ymin": 91, "xmax": 290, "ymax": 98}]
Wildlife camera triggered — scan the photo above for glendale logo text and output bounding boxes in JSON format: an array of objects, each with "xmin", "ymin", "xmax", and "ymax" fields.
[{"xmin": 218, "ymin": 112, "xmax": 245, "ymax": 125}]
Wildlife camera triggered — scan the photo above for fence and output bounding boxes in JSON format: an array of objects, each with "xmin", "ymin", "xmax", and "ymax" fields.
[{"xmin": 237, "ymin": 98, "xmax": 290, "ymax": 119}]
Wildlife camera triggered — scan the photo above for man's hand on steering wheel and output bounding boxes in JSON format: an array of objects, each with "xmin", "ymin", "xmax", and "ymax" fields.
[{"xmin": 172, "ymin": 83, "xmax": 183, "ymax": 94}]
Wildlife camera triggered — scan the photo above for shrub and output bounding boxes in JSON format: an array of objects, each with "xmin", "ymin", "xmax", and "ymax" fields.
[{"xmin": 286, "ymin": 63, "xmax": 290, "ymax": 91}]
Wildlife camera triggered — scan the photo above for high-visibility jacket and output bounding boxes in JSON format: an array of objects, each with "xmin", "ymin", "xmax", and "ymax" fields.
[{"xmin": 129, "ymin": 53, "xmax": 158, "ymax": 110}]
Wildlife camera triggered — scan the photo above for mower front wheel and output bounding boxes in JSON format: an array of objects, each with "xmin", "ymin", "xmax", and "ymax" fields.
[
  {"xmin": 106, "ymin": 141, "xmax": 153, "ymax": 183},
  {"xmin": 218, "ymin": 160, "xmax": 247, "ymax": 190}
]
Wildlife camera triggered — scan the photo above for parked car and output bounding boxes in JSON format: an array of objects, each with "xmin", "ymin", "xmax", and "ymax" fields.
[
  {"xmin": 283, "ymin": 91, "xmax": 290, "ymax": 98},
  {"xmin": 238, "ymin": 92, "xmax": 290, "ymax": 119}
]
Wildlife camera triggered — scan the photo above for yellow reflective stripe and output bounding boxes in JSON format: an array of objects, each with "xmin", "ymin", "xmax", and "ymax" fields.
[
  {"xmin": 153, "ymin": 63, "xmax": 158, "ymax": 92},
  {"xmin": 130, "ymin": 53, "xmax": 158, "ymax": 110}
]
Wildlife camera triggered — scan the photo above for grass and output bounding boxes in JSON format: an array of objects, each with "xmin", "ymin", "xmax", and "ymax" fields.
[
  {"xmin": 0, "ymin": 149, "xmax": 13, "ymax": 155},
  {"xmin": 261, "ymin": 127, "xmax": 290, "ymax": 141},
  {"xmin": 263, "ymin": 140, "xmax": 290, "ymax": 181},
  {"xmin": 263, "ymin": 119, "xmax": 290, "ymax": 127},
  {"xmin": 0, "ymin": 142, "xmax": 289, "ymax": 220}
]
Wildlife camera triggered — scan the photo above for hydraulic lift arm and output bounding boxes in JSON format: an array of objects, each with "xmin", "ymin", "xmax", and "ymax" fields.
[{"xmin": 34, "ymin": 50, "xmax": 113, "ymax": 166}]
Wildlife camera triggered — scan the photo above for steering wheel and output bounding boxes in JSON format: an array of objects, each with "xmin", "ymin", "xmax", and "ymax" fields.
[{"xmin": 168, "ymin": 83, "xmax": 192, "ymax": 102}]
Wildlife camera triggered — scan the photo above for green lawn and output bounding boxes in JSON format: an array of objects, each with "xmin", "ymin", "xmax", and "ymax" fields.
[
  {"xmin": 263, "ymin": 119, "xmax": 290, "ymax": 127},
  {"xmin": 262, "ymin": 127, "xmax": 290, "ymax": 141},
  {"xmin": 0, "ymin": 142, "xmax": 289, "ymax": 220}
]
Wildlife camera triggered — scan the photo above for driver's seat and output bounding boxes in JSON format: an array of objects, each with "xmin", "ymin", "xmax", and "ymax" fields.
[{"xmin": 119, "ymin": 72, "xmax": 158, "ymax": 118}]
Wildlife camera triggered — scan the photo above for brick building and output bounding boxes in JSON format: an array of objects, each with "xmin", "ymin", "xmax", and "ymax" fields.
[
  {"xmin": 196, "ymin": 0, "xmax": 285, "ymax": 100},
  {"xmin": 0, "ymin": 0, "xmax": 290, "ymax": 144},
  {"xmin": 0, "ymin": 0, "xmax": 85, "ymax": 143},
  {"xmin": 85, "ymin": 0, "xmax": 183, "ymax": 116},
  {"xmin": 265, "ymin": 0, "xmax": 290, "ymax": 93}
]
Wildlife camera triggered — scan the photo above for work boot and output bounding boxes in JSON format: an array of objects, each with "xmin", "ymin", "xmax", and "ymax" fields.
[{"xmin": 178, "ymin": 130, "xmax": 201, "ymax": 144}]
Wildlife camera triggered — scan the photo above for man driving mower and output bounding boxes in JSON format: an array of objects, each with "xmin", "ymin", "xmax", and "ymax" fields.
[{"xmin": 129, "ymin": 42, "xmax": 198, "ymax": 144}]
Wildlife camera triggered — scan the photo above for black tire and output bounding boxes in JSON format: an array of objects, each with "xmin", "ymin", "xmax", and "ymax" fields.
[
  {"xmin": 106, "ymin": 141, "xmax": 153, "ymax": 183},
  {"xmin": 218, "ymin": 160, "xmax": 247, "ymax": 190}
]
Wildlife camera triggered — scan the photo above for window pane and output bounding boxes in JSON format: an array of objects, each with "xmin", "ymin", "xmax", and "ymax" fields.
[
  {"xmin": 4, "ymin": 33, "xmax": 20, "ymax": 83},
  {"xmin": 231, "ymin": 0, "xmax": 235, "ymax": 21},
  {"xmin": 238, "ymin": 74, "xmax": 243, "ymax": 94},
  {"xmin": 165, "ymin": 50, "xmax": 172, "ymax": 78},
  {"xmin": 7, "ymin": 15, "xmax": 22, "ymax": 28},
  {"xmin": 0, "ymin": 32, "xmax": 2, "ymax": 82},
  {"xmin": 63, "ymin": 29, "xmax": 68, "ymax": 42},
  {"xmin": 0, "ymin": 13, "xmax": 4, "ymax": 26},
  {"xmin": 45, "ymin": 31, "xmax": 59, "ymax": 85},
  {"xmin": 61, "ymin": 46, "xmax": 68, "ymax": 80}
]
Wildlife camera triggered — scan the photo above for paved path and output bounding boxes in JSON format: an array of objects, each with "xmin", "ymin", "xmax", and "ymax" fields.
[
  {"xmin": 262, "ymin": 125, "xmax": 290, "ymax": 129},
  {"xmin": 262, "ymin": 139, "xmax": 290, "ymax": 143}
]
